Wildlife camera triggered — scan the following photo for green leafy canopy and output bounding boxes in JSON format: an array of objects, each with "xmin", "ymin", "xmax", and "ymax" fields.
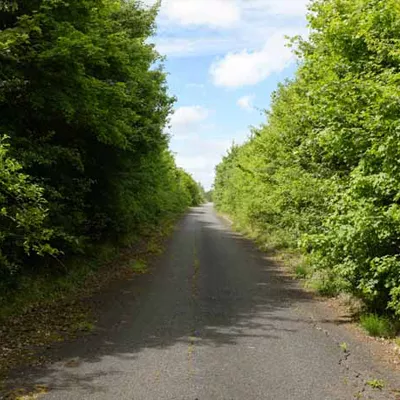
[
  {"xmin": 214, "ymin": 0, "xmax": 400, "ymax": 315},
  {"xmin": 0, "ymin": 0, "xmax": 203, "ymax": 283}
]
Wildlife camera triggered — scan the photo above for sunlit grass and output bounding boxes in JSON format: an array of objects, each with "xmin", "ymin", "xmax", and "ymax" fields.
[{"xmin": 360, "ymin": 314, "xmax": 397, "ymax": 338}]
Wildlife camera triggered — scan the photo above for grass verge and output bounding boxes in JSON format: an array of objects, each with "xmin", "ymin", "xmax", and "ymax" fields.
[
  {"xmin": 217, "ymin": 211, "xmax": 400, "ymax": 341},
  {"xmin": 359, "ymin": 314, "xmax": 398, "ymax": 338}
]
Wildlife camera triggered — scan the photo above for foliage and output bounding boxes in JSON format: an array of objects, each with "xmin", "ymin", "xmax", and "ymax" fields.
[
  {"xmin": 0, "ymin": 1, "xmax": 203, "ymax": 284},
  {"xmin": 359, "ymin": 314, "xmax": 397, "ymax": 338},
  {"xmin": 214, "ymin": 0, "xmax": 400, "ymax": 316},
  {"xmin": 339, "ymin": 342, "xmax": 348, "ymax": 353},
  {"xmin": 0, "ymin": 137, "xmax": 57, "ymax": 275},
  {"xmin": 366, "ymin": 379, "xmax": 385, "ymax": 390},
  {"xmin": 204, "ymin": 190, "xmax": 213, "ymax": 202},
  {"xmin": 179, "ymin": 170, "xmax": 205, "ymax": 206}
]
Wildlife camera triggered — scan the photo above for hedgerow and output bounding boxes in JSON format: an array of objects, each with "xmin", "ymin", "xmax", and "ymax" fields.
[
  {"xmin": 0, "ymin": 1, "xmax": 203, "ymax": 286},
  {"xmin": 214, "ymin": 0, "xmax": 400, "ymax": 316}
]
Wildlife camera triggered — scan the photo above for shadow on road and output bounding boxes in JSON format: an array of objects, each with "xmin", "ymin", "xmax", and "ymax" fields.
[{"xmin": 4, "ymin": 206, "xmax": 348, "ymax": 396}]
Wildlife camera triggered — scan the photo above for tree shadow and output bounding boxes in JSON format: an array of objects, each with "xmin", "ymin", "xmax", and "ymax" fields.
[{"xmin": 4, "ymin": 206, "xmax": 340, "ymax": 396}]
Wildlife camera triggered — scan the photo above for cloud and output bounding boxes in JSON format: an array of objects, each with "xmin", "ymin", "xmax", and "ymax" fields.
[
  {"xmin": 210, "ymin": 32, "xmax": 294, "ymax": 88},
  {"xmin": 262, "ymin": 0, "xmax": 309, "ymax": 17},
  {"xmin": 241, "ymin": 0, "xmax": 309, "ymax": 17},
  {"xmin": 162, "ymin": 0, "xmax": 240, "ymax": 28},
  {"xmin": 144, "ymin": 0, "xmax": 309, "ymax": 26},
  {"xmin": 169, "ymin": 106, "xmax": 210, "ymax": 136},
  {"xmin": 154, "ymin": 38, "xmax": 198, "ymax": 57},
  {"xmin": 147, "ymin": 0, "xmax": 308, "ymax": 58},
  {"xmin": 166, "ymin": 104, "xmax": 250, "ymax": 189},
  {"xmin": 154, "ymin": 37, "xmax": 238, "ymax": 58},
  {"xmin": 143, "ymin": 0, "xmax": 310, "ymax": 188},
  {"xmin": 237, "ymin": 95, "xmax": 255, "ymax": 111},
  {"xmin": 171, "ymin": 130, "xmax": 250, "ymax": 190}
]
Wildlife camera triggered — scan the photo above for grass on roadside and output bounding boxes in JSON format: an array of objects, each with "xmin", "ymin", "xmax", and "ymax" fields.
[
  {"xmin": 294, "ymin": 264, "xmax": 309, "ymax": 279},
  {"xmin": 0, "ymin": 216, "xmax": 178, "ymax": 384},
  {"xmin": 218, "ymin": 210, "xmax": 400, "ymax": 344},
  {"xmin": 128, "ymin": 260, "xmax": 148, "ymax": 274},
  {"xmin": 306, "ymin": 271, "xmax": 341, "ymax": 297},
  {"xmin": 0, "ymin": 242, "xmax": 117, "ymax": 323},
  {"xmin": 359, "ymin": 314, "xmax": 398, "ymax": 338}
]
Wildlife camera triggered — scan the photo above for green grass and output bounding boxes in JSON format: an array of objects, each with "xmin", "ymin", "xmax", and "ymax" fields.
[
  {"xmin": 294, "ymin": 264, "xmax": 309, "ymax": 279},
  {"xmin": 129, "ymin": 260, "xmax": 148, "ymax": 274},
  {"xmin": 71, "ymin": 320, "xmax": 95, "ymax": 333},
  {"xmin": 0, "ymin": 265, "xmax": 94, "ymax": 322},
  {"xmin": 359, "ymin": 314, "xmax": 397, "ymax": 338},
  {"xmin": 366, "ymin": 379, "xmax": 385, "ymax": 390},
  {"xmin": 339, "ymin": 342, "xmax": 348, "ymax": 353},
  {"xmin": 0, "ymin": 216, "xmax": 177, "ymax": 323},
  {"xmin": 307, "ymin": 274, "xmax": 340, "ymax": 297}
]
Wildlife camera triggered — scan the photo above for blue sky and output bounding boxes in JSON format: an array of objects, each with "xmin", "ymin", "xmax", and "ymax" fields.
[{"xmin": 144, "ymin": 0, "xmax": 309, "ymax": 189}]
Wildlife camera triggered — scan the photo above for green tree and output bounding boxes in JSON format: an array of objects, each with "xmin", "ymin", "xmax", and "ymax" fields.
[
  {"xmin": 0, "ymin": 0, "xmax": 172, "ymax": 242},
  {"xmin": 0, "ymin": 137, "xmax": 57, "ymax": 276},
  {"xmin": 214, "ymin": 0, "xmax": 400, "ymax": 315},
  {"xmin": 0, "ymin": 0, "xmax": 196, "ymax": 283}
]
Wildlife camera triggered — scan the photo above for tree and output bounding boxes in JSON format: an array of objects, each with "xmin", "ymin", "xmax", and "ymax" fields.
[
  {"xmin": 0, "ymin": 137, "xmax": 57, "ymax": 277},
  {"xmin": 214, "ymin": 0, "xmax": 400, "ymax": 315},
  {"xmin": 0, "ymin": 0, "xmax": 196, "ymax": 283}
]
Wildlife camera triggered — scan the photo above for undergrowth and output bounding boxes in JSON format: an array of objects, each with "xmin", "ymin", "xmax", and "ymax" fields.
[{"xmin": 360, "ymin": 314, "xmax": 398, "ymax": 338}]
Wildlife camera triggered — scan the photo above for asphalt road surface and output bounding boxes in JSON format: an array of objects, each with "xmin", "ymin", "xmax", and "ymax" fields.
[{"xmin": 15, "ymin": 204, "xmax": 399, "ymax": 399}]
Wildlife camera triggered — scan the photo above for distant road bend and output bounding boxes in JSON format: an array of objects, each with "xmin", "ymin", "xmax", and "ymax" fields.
[{"xmin": 19, "ymin": 204, "xmax": 399, "ymax": 399}]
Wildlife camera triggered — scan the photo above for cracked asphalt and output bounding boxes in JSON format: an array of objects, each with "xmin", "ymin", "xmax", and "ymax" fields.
[{"xmin": 10, "ymin": 204, "xmax": 400, "ymax": 399}]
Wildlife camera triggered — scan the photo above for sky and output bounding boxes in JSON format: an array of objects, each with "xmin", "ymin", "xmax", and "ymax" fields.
[{"xmin": 144, "ymin": 0, "xmax": 310, "ymax": 190}]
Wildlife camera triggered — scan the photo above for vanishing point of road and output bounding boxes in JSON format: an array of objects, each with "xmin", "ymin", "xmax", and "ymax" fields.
[{"xmin": 17, "ymin": 204, "xmax": 399, "ymax": 399}]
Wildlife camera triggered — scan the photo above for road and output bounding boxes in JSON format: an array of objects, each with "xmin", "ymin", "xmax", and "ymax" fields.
[{"xmin": 16, "ymin": 204, "xmax": 399, "ymax": 399}]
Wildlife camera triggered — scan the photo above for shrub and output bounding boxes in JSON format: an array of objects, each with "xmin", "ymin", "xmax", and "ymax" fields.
[
  {"xmin": 0, "ymin": 137, "xmax": 57, "ymax": 276},
  {"xmin": 214, "ymin": 0, "xmax": 400, "ymax": 317},
  {"xmin": 359, "ymin": 314, "xmax": 397, "ymax": 338}
]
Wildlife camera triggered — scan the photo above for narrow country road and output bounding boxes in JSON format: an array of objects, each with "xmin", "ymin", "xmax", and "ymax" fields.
[{"xmin": 14, "ymin": 204, "xmax": 399, "ymax": 399}]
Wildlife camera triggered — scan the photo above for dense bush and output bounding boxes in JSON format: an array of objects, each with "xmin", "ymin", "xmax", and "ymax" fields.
[
  {"xmin": 214, "ymin": 0, "xmax": 400, "ymax": 316},
  {"xmin": 0, "ymin": 137, "xmax": 57, "ymax": 275},
  {"xmin": 0, "ymin": 0, "xmax": 202, "ymax": 282}
]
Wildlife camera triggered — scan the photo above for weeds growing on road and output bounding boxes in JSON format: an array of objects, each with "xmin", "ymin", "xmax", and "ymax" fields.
[
  {"xmin": 366, "ymin": 379, "xmax": 385, "ymax": 390},
  {"xmin": 129, "ymin": 260, "xmax": 149, "ymax": 275}
]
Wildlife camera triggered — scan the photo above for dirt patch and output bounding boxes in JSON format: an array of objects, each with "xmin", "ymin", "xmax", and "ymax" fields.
[{"xmin": 322, "ymin": 296, "xmax": 400, "ymax": 372}]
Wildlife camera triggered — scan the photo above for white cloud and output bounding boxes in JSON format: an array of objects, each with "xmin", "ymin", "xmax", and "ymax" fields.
[
  {"xmin": 169, "ymin": 106, "xmax": 210, "ymax": 135},
  {"xmin": 171, "ymin": 130, "xmax": 250, "ymax": 189},
  {"xmin": 166, "ymin": 104, "xmax": 250, "ymax": 189},
  {"xmin": 162, "ymin": 0, "xmax": 240, "ymax": 28},
  {"xmin": 154, "ymin": 37, "xmax": 237, "ymax": 58},
  {"xmin": 147, "ymin": 0, "xmax": 308, "ymax": 58},
  {"xmin": 144, "ymin": 0, "xmax": 309, "ymax": 26},
  {"xmin": 210, "ymin": 32, "xmax": 294, "ymax": 88},
  {"xmin": 144, "ymin": 0, "xmax": 310, "ymax": 188},
  {"xmin": 241, "ymin": 0, "xmax": 309, "ymax": 17},
  {"xmin": 154, "ymin": 38, "xmax": 197, "ymax": 57},
  {"xmin": 237, "ymin": 95, "xmax": 255, "ymax": 111},
  {"xmin": 263, "ymin": 0, "xmax": 309, "ymax": 17}
]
